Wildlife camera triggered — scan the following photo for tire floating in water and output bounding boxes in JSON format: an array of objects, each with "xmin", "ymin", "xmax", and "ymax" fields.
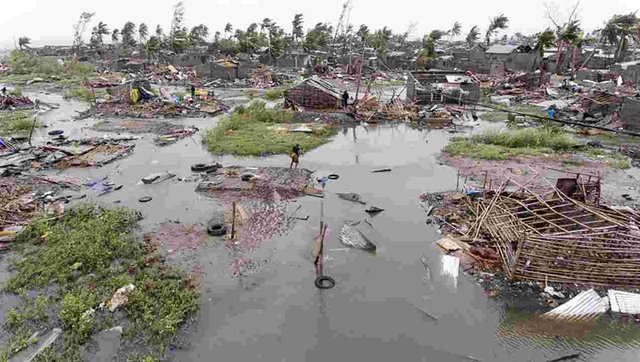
[
  {"xmin": 191, "ymin": 163, "xmax": 210, "ymax": 172},
  {"xmin": 207, "ymin": 221, "xmax": 227, "ymax": 236},
  {"xmin": 48, "ymin": 130, "xmax": 64, "ymax": 136},
  {"xmin": 138, "ymin": 196, "xmax": 153, "ymax": 203},
  {"xmin": 315, "ymin": 275, "xmax": 336, "ymax": 289},
  {"xmin": 327, "ymin": 174, "xmax": 340, "ymax": 180}
]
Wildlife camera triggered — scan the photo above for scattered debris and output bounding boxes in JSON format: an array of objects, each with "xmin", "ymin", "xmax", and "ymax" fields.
[
  {"xmin": 542, "ymin": 289, "xmax": 609, "ymax": 321},
  {"xmin": 608, "ymin": 290, "xmax": 640, "ymax": 315},
  {"xmin": 365, "ymin": 206, "xmax": 384, "ymax": 214},
  {"xmin": 141, "ymin": 172, "xmax": 176, "ymax": 185},
  {"xmin": 337, "ymin": 192, "xmax": 366, "ymax": 205},
  {"xmin": 107, "ymin": 284, "xmax": 135, "ymax": 312},
  {"xmin": 339, "ymin": 223, "xmax": 376, "ymax": 253}
]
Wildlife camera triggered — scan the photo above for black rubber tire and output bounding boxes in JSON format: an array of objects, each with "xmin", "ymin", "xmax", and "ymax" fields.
[
  {"xmin": 191, "ymin": 163, "xmax": 210, "ymax": 172},
  {"xmin": 207, "ymin": 222, "xmax": 227, "ymax": 236},
  {"xmin": 315, "ymin": 275, "xmax": 336, "ymax": 289},
  {"xmin": 10, "ymin": 136, "xmax": 28, "ymax": 142},
  {"xmin": 138, "ymin": 196, "xmax": 153, "ymax": 203},
  {"xmin": 328, "ymin": 174, "xmax": 340, "ymax": 180},
  {"xmin": 48, "ymin": 130, "xmax": 64, "ymax": 136}
]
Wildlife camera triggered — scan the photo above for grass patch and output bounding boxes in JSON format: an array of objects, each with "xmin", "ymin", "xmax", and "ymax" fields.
[
  {"xmin": 202, "ymin": 101, "xmax": 335, "ymax": 156},
  {"xmin": 8, "ymin": 86, "xmax": 22, "ymax": 97},
  {"xmin": 584, "ymin": 148, "xmax": 630, "ymax": 169},
  {"xmin": 64, "ymin": 86, "xmax": 94, "ymax": 103},
  {"xmin": 2, "ymin": 203, "xmax": 199, "ymax": 360},
  {"xmin": 263, "ymin": 87, "xmax": 287, "ymax": 101},
  {"xmin": 0, "ymin": 111, "xmax": 41, "ymax": 135},
  {"xmin": 445, "ymin": 128, "xmax": 578, "ymax": 160},
  {"xmin": 480, "ymin": 104, "xmax": 549, "ymax": 123}
]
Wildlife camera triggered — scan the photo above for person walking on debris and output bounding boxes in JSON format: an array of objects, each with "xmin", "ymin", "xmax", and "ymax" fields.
[
  {"xmin": 1, "ymin": 87, "xmax": 6, "ymax": 96},
  {"xmin": 190, "ymin": 85, "xmax": 196, "ymax": 99},
  {"xmin": 290, "ymin": 144, "xmax": 301, "ymax": 169},
  {"xmin": 342, "ymin": 90, "xmax": 349, "ymax": 109}
]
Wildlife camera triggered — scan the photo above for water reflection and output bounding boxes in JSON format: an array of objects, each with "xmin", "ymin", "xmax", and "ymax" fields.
[{"xmin": 498, "ymin": 308, "xmax": 640, "ymax": 358}]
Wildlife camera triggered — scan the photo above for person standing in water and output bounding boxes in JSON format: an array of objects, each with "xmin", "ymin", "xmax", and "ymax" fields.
[{"xmin": 290, "ymin": 144, "xmax": 301, "ymax": 169}]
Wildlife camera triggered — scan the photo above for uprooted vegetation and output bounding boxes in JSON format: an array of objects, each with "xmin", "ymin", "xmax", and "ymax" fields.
[
  {"xmin": 202, "ymin": 101, "xmax": 335, "ymax": 156},
  {"xmin": 0, "ymin": 204, "xmax": 199, "ymax": 361},
  {"xmin": 445, "ymin": 127, "xmax": 630, "ymax": 169}
]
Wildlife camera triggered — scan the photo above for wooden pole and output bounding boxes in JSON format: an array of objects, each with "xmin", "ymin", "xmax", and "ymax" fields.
[{"xmin": 231, "ymin": 201, "xmax": 237, "ymax": 240}]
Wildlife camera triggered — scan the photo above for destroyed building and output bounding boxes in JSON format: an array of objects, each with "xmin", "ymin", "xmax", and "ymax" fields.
[
  {"xmin": 486, "ymin": 44, "xmax": 538, "ymax": 74},
  {"xmin": 284, "ymin": 76, "xmax": 342, "ymax": 110},
  {"xmin": 406, "ymin": 70, "xmax": 480, "ymax": 105}
]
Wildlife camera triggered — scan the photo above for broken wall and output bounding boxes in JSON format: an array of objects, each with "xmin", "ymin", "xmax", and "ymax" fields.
[{"xmin": 621, "ymin": 98, "xmax": 640, "ymax": 132}]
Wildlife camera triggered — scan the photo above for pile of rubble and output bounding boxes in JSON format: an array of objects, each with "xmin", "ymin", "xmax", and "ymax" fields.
[
  {"xmin": 424, "ymin": 172, "xmax": 640, "ymax": 288},
  {"xmin": 0, "ymin": 136, "xmax": 136, "ymax": 173},
  {"xmin": 0, "ymin": 95, "xmax": 35, "ymax": 111}
]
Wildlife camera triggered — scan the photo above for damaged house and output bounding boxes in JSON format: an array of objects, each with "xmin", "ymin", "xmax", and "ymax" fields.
[
  {"xmin": 406, "ymin": 70, "xmax": 480, "ymax": 105},
  {"xmin": 486, "ymin": 44, "xmax": 538, "ymax": 74},
  {"xmin": 284, "ymin": 76, "xmax": 342, "ymax": 110}
]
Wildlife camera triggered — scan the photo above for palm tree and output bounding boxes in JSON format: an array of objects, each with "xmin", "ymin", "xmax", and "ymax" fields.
[
  {"xmin": 466, "ymin": 26, "xmax": 480, "ymax": 44},
  {"xmin": 449, "ymin": 21, "xmax": 462, "ymax": 43},
  {"xmin": 261, "ymin": 18, "xmax": 273, "ymax": 34},
  {"xmin": 111, "ymin": 29, "xmax": 120, "ymax": 44},
  {"xmin": 190, "ymin": 24, "xmax": 210, "ymax": 45},
  {"xmin": 556, "ymin": 20, "xmax": 583, "ymax": 70},
  {"xmin": 601, "ymin": 13, "xmax": 640, "ymax": 63},
  {"xmin": 155, "ymin": 25, "xmax": 164, "ymax": 39},
  {"xmin": 485, "ymin": 14, "xmax": 509, "ymax": 45},
  {"xmin": 292, "ymin": 14, "xmax": 304, "ymax": 44},
  {"xmin": 224, "ymin": 23, "xmax": 233, "ymax": 38},
  {"xmin": 357, "ymin": 24, "xmax": 369, "ymax": 42},
  {"xmin": 247, "ymin": 23, "xmax": 258, "ymax": 34},
  {"xmin": 534, "ymin": 28, "xmax": 556, "ymax": 57},
  {"xmin": 139, "ymin": 23, "xmax": 149, "ymax": 43},
  {"xmin": 121, "ymin": 22, "xmax": 137, "ymax": 48},
  {"xmin": 18, "ymin": 37, "xmax": 31, "ymax": 50},
  {"xmin": 90, "ymin": 21, "xmax": 110, "ymax": 48}
]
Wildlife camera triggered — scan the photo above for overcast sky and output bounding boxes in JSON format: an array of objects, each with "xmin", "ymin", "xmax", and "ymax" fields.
[{"xmin": 1, "ymin": 0, "xmax": 638, "ymax": 48}]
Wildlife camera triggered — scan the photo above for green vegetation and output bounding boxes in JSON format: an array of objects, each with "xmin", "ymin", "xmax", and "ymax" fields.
[
  {"xmin": 263, "ymin": 87, "xmax": 287, "ymax": 101},
  {"xmin": 584, "ymin": 148, "xmax": 630, "ymax": 169},
  {"xmin": 6, "ymin": 50, "xmax": 95, "ymax": 78},
  {"xmin": 64, "ymin": 86, "xmax": 94, "ymax": 103},
  {"xmin": 445, "ymin": 128, "xmax": 578, "ymax": 160},
  {"xmin": 445, "ymin": 127, "xmax": 631, "ymax": 169},
  {"xmin": 2, "ymin": 204, "xmax": 199, "ymax": 360},
  {"xmin": 8, "ymin": 86, "xmax": 22, "ymax": 97},
  {"xmin": 202, "ymin": 101, "xmax": 335, "ymax": 156},
  {"xmin": 0, "ymin": 111, "xmax": 41, "ymax": 135},
  {"xmin": 480, "ymin": 104, "xmax": 549, "ymax": 123}
]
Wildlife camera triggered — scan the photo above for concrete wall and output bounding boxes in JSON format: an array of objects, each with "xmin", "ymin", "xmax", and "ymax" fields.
[
  {"xmin": 621, "ymin": 98, "xmax": 640, "ymax": 132},
  {"xmin": 195, "ymin": 63, "xmax": 237, "ymax": 80}
]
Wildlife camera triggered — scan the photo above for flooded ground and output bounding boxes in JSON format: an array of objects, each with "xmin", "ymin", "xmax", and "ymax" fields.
[{"xmin": 3, "ymin": 89, "xmax": 640, "ymax": 361}]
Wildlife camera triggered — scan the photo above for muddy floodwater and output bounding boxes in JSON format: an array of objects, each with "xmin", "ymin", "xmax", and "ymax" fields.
[{"xmin": 7, "ymin": 90, "xmax": 640, "ymax": 361}]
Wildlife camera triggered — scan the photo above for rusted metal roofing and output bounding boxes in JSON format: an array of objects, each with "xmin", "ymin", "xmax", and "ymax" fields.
[
  {"xmin": 542, "ymin": 289, "xmax": 609, "ymax": 321},
  {"xmin": 292, "ymin": 76, "xmax": 342, "ymax": 100},
  {"xmin": 608, "ymin": 290, "xmax": 640, "ymax": 314}
]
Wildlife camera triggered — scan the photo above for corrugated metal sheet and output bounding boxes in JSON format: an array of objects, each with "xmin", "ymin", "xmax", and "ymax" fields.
[
  {"xmin": 301, "ymin": 76, "xmax": 342, "ymax": 99},
  {"xmin": 486, "ymin": 44, "xmax": 517, "ymax": 55},
  {"xmin": 609, "ymin": 290, "xmax": 640, "ymax": 314},
  {"xmin": 542, "ymin": 289, "xmax": 609, "ymax": 321}
]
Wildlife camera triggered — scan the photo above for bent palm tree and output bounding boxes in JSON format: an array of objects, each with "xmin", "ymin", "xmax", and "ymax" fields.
[{"xmin": 485, "ymin": 14, "xmax": 509, "ymax": 45}]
